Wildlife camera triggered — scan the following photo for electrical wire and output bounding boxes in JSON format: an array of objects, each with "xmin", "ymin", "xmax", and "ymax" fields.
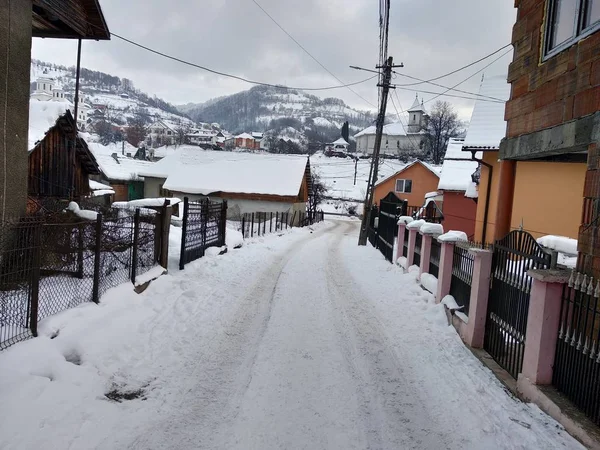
[
  {"xmin": 388, "ymin": 92, "xmax": 422, "ymax": 152},
  {"xmin": 393, "ymin": 44, "xmax": 513, "ymax": 87}
]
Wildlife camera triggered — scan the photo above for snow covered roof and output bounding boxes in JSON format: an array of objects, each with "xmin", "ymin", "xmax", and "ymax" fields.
[
  {"xmin": 438, "ymin": 138, "xmax": 481, "ymax": 192},
  {"xmin": 89, "ymin": 180, "xmax": 113, "ymax": 191},
  {"xmin": 28, "ymin": 99, "xmax": 73, "ymax": 151},
  {"xmin": 88, "ymin": 142, "xmax": 153, "ymax": 182},
  {"xmin": 331, "ymin": 137, "xmax": 349, "ymax": 146},
  {"xmin": 462, "ymin": 74, "xmax": 510, "ymax": 150},
  {"xmin": 407, "ymin": 95, "xmax": 426, "ymax": 113},
  {"xmin": 236, "ymin": 132, "xmax": 254, "ymax": 140},
  {"xmin": 375, "ymin": 160, "xmax": 440, "ymax": 186},
  {"xmin": 139, "ymin": 146, "xmax": 309, "ymax": 198},
  {"xmin": 354, "ymin": 122, "xmax": 407, "ymax": 138}
]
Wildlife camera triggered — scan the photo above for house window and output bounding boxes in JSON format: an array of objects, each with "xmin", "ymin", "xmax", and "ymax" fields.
[
  {"xmin": 395, "ymin": 179, "xmax": 412, "ymax": 193},
  {"xmin": 413, "ymin": 114, "xmax": 416, "ymax": 121},
  {"xmin": 545, "ymin": 0, "xmax": 600, "ymax": 58}
]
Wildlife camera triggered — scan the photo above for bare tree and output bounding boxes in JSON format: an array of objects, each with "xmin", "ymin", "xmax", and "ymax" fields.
[
  {"xmin": 126, "ymin": 116, "xmax": 148, "ymax": 147},
  {"xmin": 424, "ymin": 101, "xmax": 462, "ymax": 165},
  {"xmin": 307, "ymin": 172, "xmax": 328, "ymax": 222},
  {"xmin": 175, "ymin": 124, "xmax": 192, "ymax": 145}
]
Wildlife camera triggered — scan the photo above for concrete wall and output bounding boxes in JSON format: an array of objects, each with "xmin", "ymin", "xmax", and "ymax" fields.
[
  {"xmin": 510, "ymin": 161, "xmax": 586, "ymax": 239},
  {"xmin": 442, "ymin": 191, "xmax": 477, "ymax": 239},
  {"xmin": 0, "ymin": 1, "xmax": 32, "ymax": 220},
  {"xmin": 144, "ymin": 177, "xmax": 165, "ymax": 198},
  {"xmin": 373, "ymin": 163, "xmax": 439, "ymax": 207}
]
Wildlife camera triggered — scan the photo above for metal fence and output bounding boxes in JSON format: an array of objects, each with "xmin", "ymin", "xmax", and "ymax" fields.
[
  {"xmin": 428, "ymin": 237, "xmax": 441, "ymax": 278},
  {"xmin": 413, "ymin": 232, "xmax": 423, "ymax": 267},
  {"xmin": 0, "ymin": 209, "xmax": 159, "ymax": 351},
  {"xmin": 402, "ymin": 227, "xmax": 409, "ymax": 257},
  {"xmin": 553, "ymin": 271, "xmax": 600, "ymax": 426},
  {"xmin": 377, "ymin": 200, "xmax": 399, "ymax": 263},
  {"xmin": 484, "ymin": 230, "xmax": 551, "ymax": 379},
  {"xmin": 179, "ymin": 198, "xmax": 228, "ymax": 270},
  {"xmin": 450, "ymin": 243, "xmax": 475, "ymax": 315},
  {"xmin": 240, "ymin": 210, "xmax": 324, "ymax": 239}
]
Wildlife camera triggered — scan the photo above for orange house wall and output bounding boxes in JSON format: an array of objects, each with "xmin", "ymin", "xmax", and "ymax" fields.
[
  {"xmin": 442, "ymin": 191, "xmax": 477, "ymax": 239},
  {"xmin": 474, "ymin": 152, "xmax": 505, "ymax": 244},
  {"xmin": 373, "ymin": 163, "xmax": 439, "ymax": 207}
]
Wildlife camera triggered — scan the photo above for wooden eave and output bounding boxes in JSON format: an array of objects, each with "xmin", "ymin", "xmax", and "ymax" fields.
[{"xmin": 32, "ymin": 0, "xmax": 110, "ymax": 40}]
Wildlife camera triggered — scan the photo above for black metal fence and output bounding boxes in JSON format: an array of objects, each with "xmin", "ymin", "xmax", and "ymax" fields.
[
  {"xmin": 0, "ymin": 209, "xmax": 160, "ymax": 351},
  {"xmin": 484, "ymin": 230, "xmax": 552, "ymax": 379},
  {"xmin": 402, "ymin": 227, "xmax": 409, "ymax": 257},
  {"xmin": 377, "ymin": 200, "xmax": 400, "ymax": 263},
  {"xmin": 403, "ymin": 204, "xmax": 444, "ymax": 224},
  {"xmin": 450, "ymin": 243, "xmax": 475, "ymax": 315},
  {"xmin": 179, "ymin": 198, "xmax": 228, "ymax": 270},
  {"xmin": 239, "ymin": 210, "xmax": 324, "ymax": 239},
  {"xmin": 553, "ymin": 272, "xmax": 600, "ymax": 426},
  {"xmin": 428, "ymin": 237, "xmax": 441, "ymax": 278},
  {"xmin": 413, "ymin": 232, "xmax": 423, "ymax": 267}
]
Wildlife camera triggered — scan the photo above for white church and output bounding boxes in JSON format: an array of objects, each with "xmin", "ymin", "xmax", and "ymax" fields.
[
  {"xmin": 30, "ymin": 70, "xmax": 91, "ymax": 130},
  {"xmin": 354, "ymin": 94, "xmax": 428, "ymax": 156}
]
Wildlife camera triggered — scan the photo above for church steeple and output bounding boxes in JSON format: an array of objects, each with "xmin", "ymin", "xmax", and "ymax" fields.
[{"xmin": 407, "ymin": 94, "xmax": 426, "ymax": 134}]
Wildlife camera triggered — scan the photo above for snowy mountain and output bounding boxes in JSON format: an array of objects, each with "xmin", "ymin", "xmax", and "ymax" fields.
[
  {"xmin": 30, "ymin": 60, "xmax": 194, "ymax": 129},
  {"xmin": 178, "ymin": 85, "xmax": 376, "ymax": 143}
]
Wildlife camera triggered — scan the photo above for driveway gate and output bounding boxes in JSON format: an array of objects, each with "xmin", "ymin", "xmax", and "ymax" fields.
[
  {"xmin": 377, "ymin": 193, "xmax": 404, "ymax": 263},
  {"xmin": 484, "ymin": 230, "xmax": 551, "ymax": 379}
]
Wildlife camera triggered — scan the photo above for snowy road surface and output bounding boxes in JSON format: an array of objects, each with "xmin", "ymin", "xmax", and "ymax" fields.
[{"xmin": 0, "ymin": 221, "xmax": 584, "ymax": 449}]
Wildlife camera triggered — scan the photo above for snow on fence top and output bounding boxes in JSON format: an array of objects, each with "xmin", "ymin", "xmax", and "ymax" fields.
[
  {"xmin": 397, "ymin": 216, "xmax": 414, "ymax": 225},
  {"xmin": 537, "ymin": 235, "xmax": 578, "ymax": 256},
  {"xmin": 140, "ymin": 147, "xmax": 309, "ymax": 198},
  {"xmin": 28, "ymin": 99, "xmax": 72, "ymax": 151},
  {"xmin": 420, "ymin": 223, "xmax": 444, "ymax": 235},
  {"xmin": 406, "ymin": 219, "xmax": 426, "ymax": 230},
  {"xmin": 438, "ymin": 230, "xmax": 468, "ymax": 242},
  {"xmin": 66, "ymin": 202, "xmax": 98, "ymax": 221},
  {"xmin": 112, "ymin": 198, "xmax": 182, "ymax": 209}
]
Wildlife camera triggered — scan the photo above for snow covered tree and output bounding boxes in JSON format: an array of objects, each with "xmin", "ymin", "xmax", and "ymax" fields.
[
  {"xmin": 126, "ymin": 116, "xmax": 148, "ymax": 147},
  {"xmin": 423, "ymin": 101, "xmax": 462, "ymax": 165}
]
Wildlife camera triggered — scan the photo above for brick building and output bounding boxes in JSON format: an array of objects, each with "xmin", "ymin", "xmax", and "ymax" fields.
[{"xmin": 482, "ymin": 0, "xmax": 600, "ymax": 276}]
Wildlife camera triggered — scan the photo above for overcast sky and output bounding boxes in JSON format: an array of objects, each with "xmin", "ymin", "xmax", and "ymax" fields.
[{"xmin": 32, "ymin": 0, "xmax": 516, "ymax": 122}]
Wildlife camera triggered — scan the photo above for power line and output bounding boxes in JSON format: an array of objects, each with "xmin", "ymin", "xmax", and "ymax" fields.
[
  {"xmin": 249, "ymin": 0, "xmax": 377, "ymax": 107},
  {"xmin": 388, "ymin": 92, "xmax": 422, "ymax": 151},
  {"xmin": 393, "ymin": 44, "xmax": 513, "ymax": 87},
  {"xmin": 394, "ymin": 86, "xmax": 504, "ymax": 103},
  {"xmin": 103, "ymin": 32, "xmax": 379, "ymax": 93},
  {"xmin": 392, "ymin": 72, "xmax": 507, "ymax": 102}
]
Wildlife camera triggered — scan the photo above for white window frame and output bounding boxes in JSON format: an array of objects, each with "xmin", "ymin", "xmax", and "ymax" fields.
[
  {"xmin": 395, "ymin": 179, "xmax": 412, "ymax": 193},
  {"xmin": 544, "ymin": 0, "xmax": 600, "ymax": 60}
]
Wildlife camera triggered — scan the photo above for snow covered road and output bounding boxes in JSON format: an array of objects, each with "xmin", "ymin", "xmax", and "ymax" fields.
[{"xmin": 0, "ymin": 220, "xmax": 584, "ymax": 449}]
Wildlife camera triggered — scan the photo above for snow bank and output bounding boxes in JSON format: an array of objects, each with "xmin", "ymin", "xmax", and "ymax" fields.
[
  {"xmin": 397, "ymin": 216, "xmax": 414, "ymax": 225},
  {"xmin": 420, "ymin": 273, "xmax": 438, "ymax": 295},
  {"xmin": 537, "ymin": 235, "xmax": 578, "ymax": 256},
  {"xmin": 226, "ymin": 228, "xmax": 244, "ymax": 249},
  {"xmin": 420, "ymin": 223, "xmax": 444, "ymax": 235},
  {"xmin": 205, "ymin": 246, "xmax": 226, "ymax": 257},
  {"xmin": 441, "ymin": 295, "xmax": 462, "ymax": 311},
  {"xmin": 134, "ymin": 266, "xmax": 166, "ymax": 287},
  {"xmin": 66, "ymin": 202, "xmax": 98, "ymax": 221},
  {"xmin": 397, "ymin": 256, "xmax": 408, "ymax": 269},
  {"xmin": 406, "ymin": 219, "xmax": 426, "ymax": 230},
  {"xmin": 438, "ymin": 230, "xmax": 468, "ymax": 243}
]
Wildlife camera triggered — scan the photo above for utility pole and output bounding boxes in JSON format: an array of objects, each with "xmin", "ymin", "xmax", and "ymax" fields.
[
  {"xmin": 358, "ymin": 56, "xmax": 396, "ymax": 246},
  {"xmin": 353, "ymin": 156, "xmax": 358, "ymax": 186}
]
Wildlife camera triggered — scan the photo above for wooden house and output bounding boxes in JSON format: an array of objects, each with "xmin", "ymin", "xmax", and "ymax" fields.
[{"xmin": 28, "ymin": 109, "xmax": 100, "ymax": 201}]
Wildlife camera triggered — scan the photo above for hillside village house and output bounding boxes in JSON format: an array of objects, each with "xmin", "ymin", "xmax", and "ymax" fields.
[
  {"xmin": 139, "ymin": 147, "xmax": 311, "ymax": 219},
  {"xmin": 355, "ymin": 95, "xmax": 427, "ymax": 156},
  {"xmin": 1, "ymin": 0, "xmax": 110, "ymax": 220},
  {"xmin": 328, "ymin": 137, "xmax": 350, "ymax": 152},
  {"xmin": 235, "ymin": 132, "xmax": 261, "ymax": 150},
  {"xmin": 186, "ymin": 129, "xmax": 218, "ymax": 147},
  {"xmin": 27, "ymin": 102, "xmax": 100, "ymax": 209},
  {"xmin": 373, "ymin": 160, "xmax": 441, "ymax": 208},
  {"xmin": 147, "ymin": 119, "xmax": 176, "ymax": 147}
]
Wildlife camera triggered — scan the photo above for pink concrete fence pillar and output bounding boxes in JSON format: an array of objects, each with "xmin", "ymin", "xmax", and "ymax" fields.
[
  {"xmin": 407, "ymin": 228, "xmax": 418, "ymax": 268},
  {"xmin": 519, "ymin": 269, "xmax": 570, "ymax": 385},
  {"xmin": 436, "ymin": 241, "xmax": 455, "ymax": 304},
  {"xmin": 419, "ymin": 233, "xmax": 433, "ymax": 279},
  {"xmin": 462, "ymin": 248, "xmax": 493, "ymax": 348},
  {"xmin": 396, "ymin": 222, "xmax": 407, "ymax": 263}
]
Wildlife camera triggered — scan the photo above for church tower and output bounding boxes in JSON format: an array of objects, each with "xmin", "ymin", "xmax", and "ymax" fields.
[{"xmin": 407, "ymin": 94, "xmax": 426, "ymax": 134}]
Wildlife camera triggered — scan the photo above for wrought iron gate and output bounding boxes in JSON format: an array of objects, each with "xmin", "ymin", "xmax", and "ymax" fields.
[
  {"xmin": 484, "ymin": 230, "xmax": 551, "ymax": 379},
  {"xmin": 377, "ymin": 199, "xmax": 401, "ymax": 262}
]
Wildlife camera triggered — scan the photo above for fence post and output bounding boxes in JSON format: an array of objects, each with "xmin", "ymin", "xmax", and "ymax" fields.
[
  {"xmin": 263, "ymin": 212, "xmax": 266, "ymax": 235},
  {"xmin": 29, "ymin": 223, "xmax": 43, "ymax": 336},
  {"xmin": 419, "ymin": 232, "xmax": 433, "ymax": 280},
  {"xmin": 463, "ymin": 248, "xmax": 493, "ymax": 348},
  {"xmin": 201, "ymin": 200, "xmax": 209, "ymax": 256},
  {"xmin": 131, "ymin": 208, "xmax": 141, "ymax": 284},
  {"xmin": 77, "ymin": 223, "xmax": 84, "ymax": 279},
  {"xmin": 270, "ymin": 212, "xmax": 273, "ymax": 233},
  {"xmin": 519, "ymin": 269, "xmax": 570, "ymax": 385},
  {"xmin": 159, "ymin": 200, "xmax": 171, "ymax": 269},
  {"xmin": 396, "ymin": 221, "xmax": 408, "ymax": 263},
  {"xmin": 436, "ymin": 240, "xmax": 455, "ymax": 304},
  {"xmin": 276, "ymin": 212, "xmax": 279, "ymax": 231},
  {"xmin": 406, "ymin": 227, "xmax": 418, "ymax": 267},
  {"xmin": 92, "ymin": 213, "xmax": 103, "ymax": 303},
  {"xmin": 251, "ymin": 212, "xmax": 255, "ymax": 237},
  {"xmin": 221, "ymin": 201, "xmax": 228, "ymax": 246},
  {"xmin": 241, "ymin": 215, "xmax": 246, "ymax": 238},
  {"xmin": 179, "ymin": 197, "xmax": 189, "ymax": 270}
]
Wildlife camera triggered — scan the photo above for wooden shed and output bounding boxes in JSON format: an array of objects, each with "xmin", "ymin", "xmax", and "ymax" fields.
[{"xmin": 28, "ymin": 110, "xmax": 100, "ymax": 200}]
